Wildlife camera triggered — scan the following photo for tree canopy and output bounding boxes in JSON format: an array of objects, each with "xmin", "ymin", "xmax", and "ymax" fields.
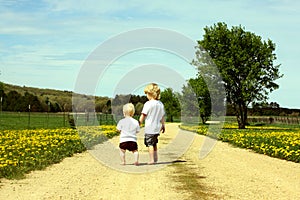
[
  {"xmin": 188, "ymin": 77, "xmax": 211, "ymax": 124},
  {"xmin": 160, "ymin": 88, "xmax": 180, "ymax": 122},
  {"xmin": 194, "ymin": 22, "xmax": 283, "ymax": 128}
]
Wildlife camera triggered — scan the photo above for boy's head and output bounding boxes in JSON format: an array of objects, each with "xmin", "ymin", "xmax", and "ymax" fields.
[
  {"xmin": 144, "ymin": 83, "xmax": 161, "ymax": 100},
  {"xmin": 123, "ymin": 103, "xmax": 135, "ymax": 117}
]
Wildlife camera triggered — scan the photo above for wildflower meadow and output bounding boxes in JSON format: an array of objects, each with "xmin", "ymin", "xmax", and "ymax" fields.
[
  {"xmin": 0, "ymin": 125, "xmax": 118, "ymax": 179},
  {"xmin": 180, "ymin": 124, "xmax": 300, "ymax": 163}
]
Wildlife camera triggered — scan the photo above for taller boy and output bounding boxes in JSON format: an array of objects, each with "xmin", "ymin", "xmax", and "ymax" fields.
[{"xmin": 139, "ymin": 83, "xmax": 165, "ymax": 164}]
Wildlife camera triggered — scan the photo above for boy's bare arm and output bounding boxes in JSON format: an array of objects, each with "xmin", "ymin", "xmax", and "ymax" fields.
[
  {"xmin": 139, "ymin": 114, "xmax": 146, "ymax": 125},
  {"xmin": 160, "ymin": 116, "xmax": 165, "ymax": 133}
]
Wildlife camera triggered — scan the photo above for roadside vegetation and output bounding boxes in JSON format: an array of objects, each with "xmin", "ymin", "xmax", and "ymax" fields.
[
  {"xmin": 0, "ymin": 125, "xmax": 118, "ymax": 179},
  {"xmin": 180, "ymin": 123, "xmax": 300, "ymax": 163}
]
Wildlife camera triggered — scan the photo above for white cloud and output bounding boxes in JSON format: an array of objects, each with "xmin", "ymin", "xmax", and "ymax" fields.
[{"xmin": 0, "ymin": 11, "xmax": 49, "ymax": 35}]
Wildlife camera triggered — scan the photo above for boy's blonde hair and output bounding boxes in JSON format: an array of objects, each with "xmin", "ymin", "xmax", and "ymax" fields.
[
  {"xmin": 123, "ymin": 103, "xmax": 135, "ymax": 117},
  {"xmin": 144, "ymin": 83, "xmax": 161, "ymax": 99}
]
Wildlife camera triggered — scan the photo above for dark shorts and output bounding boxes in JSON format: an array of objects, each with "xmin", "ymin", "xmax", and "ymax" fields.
[
  {"xmin": 119, "ymin": 141, "xmax": 138, "ymax": 152},
  {"xmin": 144, "ymin": 134, "xmax": 159, "ymax": 147}
]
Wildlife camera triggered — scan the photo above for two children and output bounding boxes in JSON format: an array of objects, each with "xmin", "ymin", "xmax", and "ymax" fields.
[{"xmin": 117, "ymin": 83, "xmax": 165, "ymax": 165}]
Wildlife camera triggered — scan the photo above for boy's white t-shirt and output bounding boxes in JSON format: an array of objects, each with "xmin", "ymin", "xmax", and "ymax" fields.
[
  {"xmin": 117, "ymin": 117, "xmax": 140, "ymax": 143},
  {"xmin": 142, "ymin": 100, "xmax": 165, "ymax": 135}
]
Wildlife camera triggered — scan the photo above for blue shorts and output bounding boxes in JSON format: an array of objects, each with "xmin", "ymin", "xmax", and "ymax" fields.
[{"xmin": 144, "ymin": 134, "xmax": 159, "ymax": 147}]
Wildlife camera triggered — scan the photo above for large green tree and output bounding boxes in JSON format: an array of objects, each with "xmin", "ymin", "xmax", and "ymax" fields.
[
  {"xmin": 180, "ymin": 82, "xmax": 199, "ymax": 124},
  {"xmin": 195, "ymin": 22, "xmax": 282, "ymax": 129},
  {"xmin": 188, "ymin": 77, "xmax": 211, "ymax": 124},
  {"xmin": 160, "ymin": 88, "xmax": 180, "ymax": 122},
  {"xmin": 181, "ymin": 75, "xmax": 223, "ymax": 124}
]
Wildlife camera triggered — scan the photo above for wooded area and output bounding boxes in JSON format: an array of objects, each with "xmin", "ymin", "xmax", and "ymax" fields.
[{"xmin": 1, "ymin": 82, "xmax": 299, "ymax": 121}]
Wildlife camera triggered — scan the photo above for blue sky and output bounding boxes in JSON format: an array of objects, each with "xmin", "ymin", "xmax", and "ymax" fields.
[{"xmin": 0, "ymin": 0, "xmax": 299, "ymax": 108}]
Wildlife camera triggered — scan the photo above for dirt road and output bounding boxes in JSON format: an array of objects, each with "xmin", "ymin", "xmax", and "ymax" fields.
[{"xmin": 0, "ymin": 123, "xmax": 299, "ymax": 199}]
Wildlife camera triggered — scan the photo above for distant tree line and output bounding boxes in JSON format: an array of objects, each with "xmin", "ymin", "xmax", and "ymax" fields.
[
  {"xmin": 249, "ymin": 102, "xmax": 300, "ymax": 117},
  {"xmin": 0, "ymin": 89, "xmax": 66, "ymax": 112},
  {"xmin": 1, "ymin": 81, "xmax": 299, "ymax": 121},
  {"xmin": 111, "ymin": 94, "xmax": 148, "ymax": 116},
  {"xmin": 0, "ymin": 82, "xmax": 150, "ymax": 114},
  {"xmin": 227, "ymin": 101, "xmax": 300, "ymax": 116},
  {"xmin": 159, "ymin": 87, "xmax": 300, "ymax": 124},
  {"xmin": 1, "ymin": 90, "xmax": 44, "ymax": 112}
]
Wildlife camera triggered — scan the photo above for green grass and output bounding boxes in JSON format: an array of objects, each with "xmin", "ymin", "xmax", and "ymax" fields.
[
  {"xmin": 0, "ymin": 112, "xmax": 118, "ymax": 130},
  {"xmin": 0, "ymin": 112, "xmax": 70, "ymax": 130}
]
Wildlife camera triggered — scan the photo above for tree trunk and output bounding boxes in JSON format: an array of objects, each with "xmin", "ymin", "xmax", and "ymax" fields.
[
  {"xmin": 201, "ymin": 115, "xmax": 205, "ymax": 124},
  {"xmin": 167, "ymin": 115, "xmax": 174, "ymax": 122},
  {"xmin": 236, "ymin": 103, "xmax": 248, "ymax": 129}
]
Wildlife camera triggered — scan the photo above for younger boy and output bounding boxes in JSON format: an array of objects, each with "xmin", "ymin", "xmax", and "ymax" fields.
[
  {"xmin": 139, "ymin": 83, "xmax": 165, "ymax": 164},
  {"xmin": 117, "ymin": 103, "xmax": 140, "ymax": 166}
]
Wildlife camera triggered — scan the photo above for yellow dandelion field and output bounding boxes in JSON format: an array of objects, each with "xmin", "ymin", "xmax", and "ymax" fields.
[
  {"xmin": 0, "ymin": 125, "xmax": 118, "ymax": 179},
  {"xmin": 180, "ymin": 124, "xmax": 300, "ymax": 163}
]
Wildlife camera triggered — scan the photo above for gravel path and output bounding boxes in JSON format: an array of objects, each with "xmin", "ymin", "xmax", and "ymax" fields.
[{"xmin": 0, "ymin": 123, "xmax": 299, "ymax": 199}]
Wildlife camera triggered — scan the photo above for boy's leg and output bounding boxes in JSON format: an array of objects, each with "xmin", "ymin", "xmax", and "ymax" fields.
[
  {"xmin": 145, "ymin": 134, "xmax": 159, "ymax": 164},
  {"xmin": 153, "ymin": 146, "xmax": 158, "ymax": 163},
  {"xmin": 148, "ymin": 146, "xmax": 155, "ymax": 164},
  {"xmin": 119, "ymin": 149, "xmax": 126, "ymax": 165},
  {"xmin": 133, "ymin": 150, "xmax": 139, "ymax": 166}
]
